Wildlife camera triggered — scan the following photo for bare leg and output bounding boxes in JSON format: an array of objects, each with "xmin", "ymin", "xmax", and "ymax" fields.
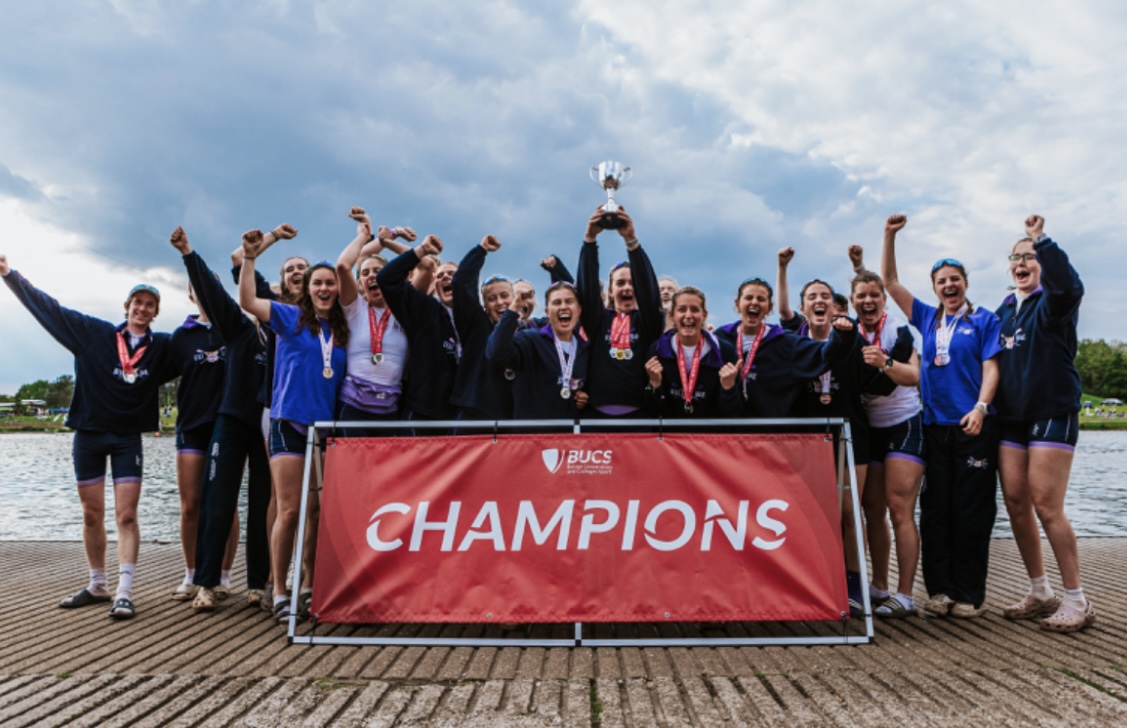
[
  {"xmin": 1027, "ymin": 446, "xmax": 1081, "ymax": 589},
  {"xmin": 884, "ymin": 457, "xmax": 924, "ymax": 596},
  {"xmin": 77, "ymin": 482, "xmax": 107, "ymax": 572},
  {"xmin": 862, "ymin": 463, "xmax": 890, "ymax": 592},
  {"xmin": 269, "ymin": 456, "xmax": 306, "ymax": 596},
  {"xmin": 999, "ymin": 446, "xmax": 1045, "ymax": 579},
  {"xmin": 841, "ymin": 463, "xmax": 868, "ymax": 572},
  {"xmin": 175, "ymin": 452, "xmax": 206, "ymax": 571}
]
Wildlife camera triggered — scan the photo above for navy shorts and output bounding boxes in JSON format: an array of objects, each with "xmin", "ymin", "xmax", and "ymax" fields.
[
  {"xmin": 175, "ymin": 423, "xmax": 215, "ymax": 455},
  {"xmin": 268, "ymin": 418, "xmax": 308, "ymax": 458},
  {"xmin": 1000, "ymin": 413, "xmax": 1079, "ymax": 451},
  {"xmin": 869, "ymin": 413, "xmax": 926, "ymax": 465},
  {"xmin": 72, "ymin": 430, "xmax": 143, "ymax": 486}
]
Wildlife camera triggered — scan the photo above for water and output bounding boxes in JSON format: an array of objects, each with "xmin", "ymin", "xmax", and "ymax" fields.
[{"xmin": 1, "ymin": 431, "xmax": 1125, "ymax": 540}]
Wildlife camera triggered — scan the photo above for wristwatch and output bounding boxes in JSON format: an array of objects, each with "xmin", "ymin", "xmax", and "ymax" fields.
[
  {"xmin": 975, "ymin": 401, "xmax": 990, "ymax": 415},
  {"xmin": 884, "ymin": 356, "xmax": 894, "ymax": 370}
]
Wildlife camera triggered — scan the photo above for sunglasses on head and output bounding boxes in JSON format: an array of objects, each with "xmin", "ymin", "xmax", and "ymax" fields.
[
  {"xmin": 481, "ymin": 274, "xmax": 510, "ymax": 287},
  {"xmin": 931, "ymin": 258, "xmax": 964, "ymax": 273}
]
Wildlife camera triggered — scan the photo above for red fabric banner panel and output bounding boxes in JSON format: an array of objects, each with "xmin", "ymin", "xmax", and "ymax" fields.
[{"xmin": 312, "ymin": 433, "xmax": 847, "ymax": 624}]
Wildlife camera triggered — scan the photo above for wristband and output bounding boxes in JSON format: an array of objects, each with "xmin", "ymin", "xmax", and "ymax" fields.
[{"xmin": 975, "ymin": 401, "xmax": 989, "ymax": 415}]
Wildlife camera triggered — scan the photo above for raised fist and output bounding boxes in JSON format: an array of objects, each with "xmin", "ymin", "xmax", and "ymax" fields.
[
  {"xmin": 645, "ymin": 356, "xmax": 664, "ymax": 389},
  {"xmin": 170, "ymin": 226, "xmax": 191, "ymax": 254},
  {"xmin": 719, "ymin": 358, "xmax": 742, "ymax": 390},
  {"xmin": 1025, "ymin": 215, "xmax": 1045, "ymax": 239},
  {"xmin": 778, "ymin": 247, "xmax": 795, "ymax": 266},
  {"xmin": 396, "ymin": 226, "xmax": 418, "ymax": 242},
  {"xmin": 0, "ymin": 255, "xmax": 9, "ymax": 277},
  {"xmin": 848, "ymin": 245, "xmax": 864, "ymax": 269},
  {"xmin": 832, "ymin": 316, "xmax": 855, "ymax": 332},
  {"xmin": 885, "ymin": 215, "xmax": 907, "ymax": 234},
  {"xmin": 349, "ymin": 207, "xmax": 370, "ymax": 223},
  {"xmin": 540, "ymin": 255, "xmax": 558, "ymax": 269},
  {"xmin": 418, "ymin": 234, "xmax": 443, "ymax": 257},
  {"xmin": 273, "ymin": 224, "xmax": 298, "ymax": 240},
  {"xmin": 242, "ymin": 230, "xmax": 264, "ymax": 256},
  {"xmin": 480, "ymin": 235, "xmax": 501, "ymax": 253}
]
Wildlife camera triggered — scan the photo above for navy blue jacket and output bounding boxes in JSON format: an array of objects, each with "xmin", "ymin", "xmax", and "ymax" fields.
[
  {"xmin": 450, "ymin": 245, "xmax": 513, "ymax": 419},
  {"xmin": 527, "ymin": 254, "xmax": 576, "ymax": 329},
  {"xmin": 486, "ymin": 310, "xmax": 589, "ymax": 420},
  {"xmin": 714, "ymin": 322, "xmax": 856, "ymax": 417},
  {"xmin": 645, "ymin": 330, "xmax": 741, "ymax": 419},
  {"xmin": 994, "ymin": 236, "xmax": 1083, "ymax": 422},
  {"xmin": 187, "ymin": 253, "xmax": 268, "ymax": 429},
  {"xmin": 169, "ymin": 314, "xmax": 227, "ymax": 433},
  {"xmin": 230, "ymin": 264, "xmax": 278, "ymax": 409},
  {"xmin": 377, "ymin": 251, "xmax": 459, "ymax": 419},
  {"xmin": 576, "ymin": 241, "xmax": 663, "ymax": 410},
  {"xmin": 4, "ymin": 270, "xmax": 175, "ymax": 434}
]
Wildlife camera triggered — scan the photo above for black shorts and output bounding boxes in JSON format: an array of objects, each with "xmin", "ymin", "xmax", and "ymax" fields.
[
  {"xmin": 72, "ymin": 430, "xmax": 143, "ymax": 485},
  {"xmin": 1000, "ymin": 413, "xmax": 1079, "ymax": 451},
  {"xmin": 175, "ymin": 423, "xmax": 215, "ymax": 455},
  {"xmin": 268, "ymin": 419, "xmax": 308, "ymax": 458},
  {"xmin": 869, "ymin": 413, "xmax": 926, "ymax": 465}
]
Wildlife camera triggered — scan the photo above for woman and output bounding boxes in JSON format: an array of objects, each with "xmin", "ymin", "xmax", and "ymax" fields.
[
  {"xmin": 167, "ymin": 278, "xmax": 232, "ymax": 601},
  {"xmin": 882, "ymin": 213, "xmax": 1002, "ymax": 619},
  {"xmin": 576, "ymin": 207, "xmax": 664, "ymax": 418},
  {"xmin": 335, "ymin": 208, "xmax": 410, "ymax": 433},
  {"xmin": 2, "ymin": 255, "xmax": 175, "ymax": 620},
  {"xmin": 239, "ymin": 230, "xmax": 348, "ymax": 621},
  {"xmin": 995, "ymin": 215, "xmax": 1091, "ymax": 632},
  {"xmin": 169, "ymin": 227, "xmax": 273, "ymax": 611},
  {"xmin": 714, "ymin": 277, "xmax": 856, "ymax": 418},
  {"xmin": 486, "ymin": 281, "xmax": 590, "ymax": 421},
  {"xmin": 645, "ymin": 287, "xmax": 741, "ymax": 418},
  {"xmin": 849, "ymin": 266, "xmax": 923, "ymax": 617}
]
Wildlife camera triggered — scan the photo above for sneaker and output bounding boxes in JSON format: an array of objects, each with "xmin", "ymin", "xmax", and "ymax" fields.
[
  {"xmin": 192, "ymin": 587, "xmax": 218, "ymax": 611},
  {"xmin": 921, "ymin": 594, "xmax": 955, "ymax": 617},
  {"xmin": 171, "ymin": 582, "xmax": 197, "ymax": 602},
  {"xmin": 1040, "ymin": 600, "xmax": 1096, "ymax": 633},
  {"xmin": 950, "ymin": 602, "xmax": 986, "ymax": 619},
  {"xmin": 1003, "ymin": 593, "xmax": 1061, "ymax": 621}
]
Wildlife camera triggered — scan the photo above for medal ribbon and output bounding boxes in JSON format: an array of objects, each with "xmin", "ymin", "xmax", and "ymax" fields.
[
  {"xmin": 554, "ymin": 334, "xmax": 576, "ymax": 389},
  {"xmin": 368, "ymin": 306, "xmax": 391, "ymax": 357},
  {"xmin": 676, "ymin": 337, "xmax": 703, "ymax": 409},
  {"xmin": 116, "ymin": 331, "xmax": 148, "ymax": 378},
  {"xmin": 934, "ymin": 304, "xmax": 968, "ymax": 360},
  {"xmin": 736, "ymin": 325, "xmax": 766, "ymax": 382},
  {"xmin": 319, "ymin": 320, "xmax": 334, "ymax": 373},
  {"xmin": 609, "ymin": 312, "xmax": 632, "ymax": 352},
  {"xmin": 806, "ymin": 326, "xmax": 832, "ymax": 396},
  {"xmin": 859, "ymin": 312, "xmax": 887, "ymax": 353}
]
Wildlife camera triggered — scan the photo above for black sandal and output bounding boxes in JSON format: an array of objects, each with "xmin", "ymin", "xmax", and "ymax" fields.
[
  {"xmin": 109, "ymin": 597, "xmax": 136, "ymax": 620},
  {"xmin": 273, "ymin": 598, "xmax": 292, "ymax": 622},
  {"xmin": 59, "ymin": 588, "xmax": 112, "ymax": 609}
]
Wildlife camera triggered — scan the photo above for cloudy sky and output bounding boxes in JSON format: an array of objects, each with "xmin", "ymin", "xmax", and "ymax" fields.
[{"xmin": 1, "ymin": 1, "xmax": 1123, "ymax": 394}]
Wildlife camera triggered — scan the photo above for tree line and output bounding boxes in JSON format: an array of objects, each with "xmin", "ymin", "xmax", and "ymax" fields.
[
  {"xmin": 1076, "ymin": 339, "xmax": 1127, "ymax": 400},
  {"xmin": 2, "ymin": 375, "xmax": 179, "ymax": 413}
]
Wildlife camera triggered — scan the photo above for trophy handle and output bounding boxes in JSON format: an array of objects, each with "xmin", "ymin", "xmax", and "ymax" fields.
[
  {"xmin": 589, "ymin": 165, "xmax": 601, "ymax": 183},
  {"xmin": 620, "ymin": 167, "xmax": 633, "ymax": 185}
]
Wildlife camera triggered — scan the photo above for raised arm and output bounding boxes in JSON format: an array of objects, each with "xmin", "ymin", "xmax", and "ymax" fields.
[
  {"xmin": 1, "ymin": 255, "xmax": 100, "ymax": 353},
  {"xmin": 452, "ymin": 237, "xmax": 494, "ymax": 335},
  {"xmin": 577, "ymin": 208, "xmax": 608, "ymax": 337},
  {"xmin": 617, "ymin": 210, "xmax": 663, "ymax": 342},
  {"xmin": 336, "ymin": 207, "xmax": 374, "ymax": 307},
  {"xmin": 1026, "ymin": 215, "xmax": 1084, "ymax": 322},
  {"xmin": 376, "ymin": 235, "xmax": 444, "ymax": 326},
  {"xmin": 776, "ymin": 247, "xmax": 796, "ymax": 321},
  {"xmin": 848, "ymin": 245, "xmax": 867, "ymax": 275},
  {"xmin": 880, "ymin": 215, "xmax": 914, "ymax": 318},
  {"xmin": 238, "ymin": 230, "xmax": 274, "ymax": 323},
  {"xmin": 172, "ymin": 227, "xmax": 250, "ymax": 343},
  {"xmin": 541, "ymin": 255, "xmax": 575, "ymax": 285},
  {"xmin": 231, "ymin": 223, "xmax": 297, "ymax": 267}
]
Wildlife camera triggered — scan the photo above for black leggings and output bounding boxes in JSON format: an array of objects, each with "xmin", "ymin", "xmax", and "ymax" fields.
[
  {"xmin": 193, "ymin": 414, "xmax": 271, "ymax": 589},
  {"xmin": 920, "ymin": 419, "xmax": 999, "ymax": 607}
]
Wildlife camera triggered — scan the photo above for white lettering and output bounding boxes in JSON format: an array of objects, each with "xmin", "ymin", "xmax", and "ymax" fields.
[
  {"xmin": 753, "ymin": 499, "xmax": 789, "ymax": 550},
  {"xmin": 701, "ymin": 500, "xmax": 748, "ymax": 551},
  {"xmin": 621, "ymin": 500, "xmax": 640, "ymax": 550},
  {"xmin": 643, "ymin": 500, "xmax": 696, "ymax": 551},
  {"xmin": 457, "ymin": 501, "xmax": 506, "ymax": 551},
  {"xmin": 409, "ymin": 501, "xmax": 461, "ymax": 552},
  {"xmin": 512, "ymin": 500, "xmax": 574, "ymax": 550},
  {"xmin": 578, "ymin": 500, "xmax": 620, "ymax": 549},
  {"xmin": 366, "ymin": 503, "xmax": 411, "ymax": 551}
]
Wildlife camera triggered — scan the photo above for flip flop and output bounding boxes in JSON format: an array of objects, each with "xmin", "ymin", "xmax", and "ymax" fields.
[
  {"xmin": 109, "ymin": 597, "xmax": 136, "ymax": 620},
  {"xmin": 59, "ymin": 588, "xmax": 112, "ymax": 609}
]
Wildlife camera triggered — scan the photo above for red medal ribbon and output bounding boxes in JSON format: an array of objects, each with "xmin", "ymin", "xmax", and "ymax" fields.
[
  {"xmin": 736, "ymin": 325, "xmax": 766, "ymax": 382},
  {"xmin": 116, "ymin": 331, "xmax": 148, "ymax": 377},
  {"xmin": 859, "ymin": 312, "xmax": 887, "ymax": 354},
  {"xmin": 368, "ymin": 306, "xmax": 391, "ymax": 356},
  {"xmin": 676, "ymin": 337, "xmax": 703, "ymax": 408},
  {"xmin": 609, "ymin": 312, "xmax": 632, "ymax": 351}
]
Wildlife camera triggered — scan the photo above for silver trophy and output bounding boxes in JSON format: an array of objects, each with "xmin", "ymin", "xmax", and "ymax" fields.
[{"xmin": 590, "ymin": 160, "xmax": 632, "ymax": 229}]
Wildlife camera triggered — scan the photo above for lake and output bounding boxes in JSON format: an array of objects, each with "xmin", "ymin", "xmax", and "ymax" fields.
[{"xmin": 1, "ymin": 430, "xmax": 1124, "ymax": 540}]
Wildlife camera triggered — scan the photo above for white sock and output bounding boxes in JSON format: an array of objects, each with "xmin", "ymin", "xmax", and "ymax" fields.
[
  {"xmin": 184, "ymin": 567, "xmax": 195, "ymax": 584},
  {"xmin": 273, "ymin": 593, "xmax": 288, "ymax": 606},
  {"xmin": 220, "ymin": 570, "xmax": 232, "ymax": 588},
  {"xmin": 1063, "ymin": 587, "xmax": 1086, "ymax": 609},
  {"xmin": 1030, "ymin": 575, "xmax": 1054, "ymax": 600},
  {"xmin": 894, "ymin": 593, "xmax": 914, "ymax": 607},
  {"xmin": 89, "ymin": 569, "xmax": 108, "ymax": 594},
  {"xmin": 117, "ymin": 564, "xmax": 136, "ymax": 600},
  {"xmin": 869, "ymin": 583, "xmax": 890, "ymax": 601}
]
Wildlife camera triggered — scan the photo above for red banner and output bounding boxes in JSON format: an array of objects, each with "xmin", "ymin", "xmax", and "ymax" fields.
[{"xmin": 312, "ymin": 433, "xmax": 846, "ymax": 623}]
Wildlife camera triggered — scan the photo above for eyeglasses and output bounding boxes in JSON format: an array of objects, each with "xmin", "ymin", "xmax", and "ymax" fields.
[
  {"xmin": 1007, "ymin": 253, "xmax": 1037, "ymax": 263},
  {"xmin": 931, "ymin": 258, "xmax": 964, "ymax": 273}
]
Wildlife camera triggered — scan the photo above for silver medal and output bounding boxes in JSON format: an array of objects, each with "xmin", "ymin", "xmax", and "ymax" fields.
[
  {"xmin": 560, "ymin": 387, "xmax": 572, "ymax": 399},
  {"xmin": 371, "ymin": 353, "xmax": 384, "ymax": 365},
  {"xmin": 624, "ymin": 349, "xmax": 634, "ymax": 361},
  {"xmin": 504, "ymin": 368, "xmax": 516, "ymax": 381},
  {"xmin": 123, "ymin": 372, "xmax": 137, "ymax": 384}
]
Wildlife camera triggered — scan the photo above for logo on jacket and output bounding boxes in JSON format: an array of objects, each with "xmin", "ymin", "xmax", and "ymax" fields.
[
  {"xmin": 194, "ymin": 347, "xmax": 226, "ymax": 363},
  {"xmin": 966, "ymin": 456, "xmax": 989, "ymax": 469},
  {"xmin": 1002, "ymin": 328, "xmax": 1026, "ymax": 350}
]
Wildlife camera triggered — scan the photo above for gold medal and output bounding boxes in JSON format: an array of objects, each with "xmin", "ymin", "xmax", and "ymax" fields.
[{"xmin": 323, "ymin": 367, "xmax": 333, "ymax": 379}]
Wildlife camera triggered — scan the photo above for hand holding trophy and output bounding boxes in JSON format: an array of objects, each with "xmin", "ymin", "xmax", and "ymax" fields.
[{"xmin": 590, "ymin": 160, "xmax": 632, "ymax": 229}]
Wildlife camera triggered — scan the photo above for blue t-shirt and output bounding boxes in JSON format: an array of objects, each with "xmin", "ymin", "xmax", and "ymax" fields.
[
  {"xmin": 268, "ymin": 301, "xmax": 346, "ymax": 425},
  {"xmin": 910, "ymin": 298, "xmax": 1002, "ymax": 426}
]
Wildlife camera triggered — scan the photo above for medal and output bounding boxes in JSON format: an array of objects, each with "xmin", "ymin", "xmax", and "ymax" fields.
[
  {"xmin": 934, "ymin": 353, "xmax": 950, "ymax": 367},
  {"xmin": 323, "ymin": 367, "xmax": 333, "ymax": 379},
  {"xmin": 737, "ymin": 325, "xmax": 766, "ymax": 384},
  {"xmin": 624, "ymin": 349, "xmax": 633, "ymax": 361},
  {"xmin": 319, "ymin": 320, "xmax": 335, "ymax": 381},
  {"xmin": 933, "ymin": 305, "xmax": 966, "ymax": 370},
  {"xmin": 554, "ymin": 333, "xmax": 577, "ymax": 401},
  {"xmin": 504, "ymin": 369, "xmax": 516, "ymax": 381},
  {"xmin": 371, "ymin": 353, "xmax": 384, "ymax": 365},
  {"xmin": 115, "ymin": 330, "xmax": 148, "ymax": 386},
  {"xmin": 860, "ymin": 312, "xmax": 888, "ymax": 352},
  {"xmin": 820, "ymin": 393, "xmax": 832, "ymax": 405},
  {"xmin": 684, "ymin": 401, "xmax": 694, "ymax": 414},
  {"xmin": 676, "ymin": 336, "xmax": 703, "ymax": 415},
  {"xmin": 560, "ymin": 387, "xmax": 572, "ymax": 399},
  {"xmin": 368, "ymin": 306, "xmax": 391, "ymax": 366},
  {"xmin": 609, "ymin": 312, "xmax": 632, "ymax": 362}
]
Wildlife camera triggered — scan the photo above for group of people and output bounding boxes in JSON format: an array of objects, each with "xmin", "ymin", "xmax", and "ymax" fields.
[{"xmin": 0, "ymin": 206, "xmax": 1091, "ymax": 632}]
